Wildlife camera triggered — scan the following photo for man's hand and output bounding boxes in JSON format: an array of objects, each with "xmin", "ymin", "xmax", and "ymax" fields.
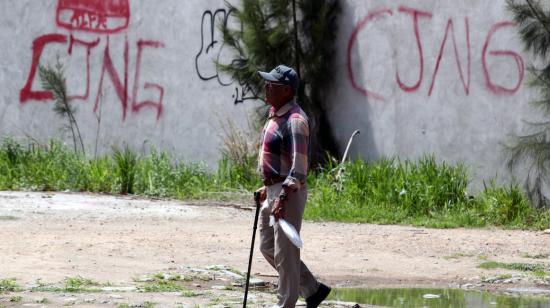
[
  {"xmin": 255, "ymin": 186, "xmax": 267, "ymax": 203},
  {"xmin": 271, "ymin": 197, "xmax": 286, "ymax": 220}
]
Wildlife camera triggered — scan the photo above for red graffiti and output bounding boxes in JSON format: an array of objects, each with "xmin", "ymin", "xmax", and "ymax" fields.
[
  {"xmin": 131, "ymin": 40, "xmax": 165, "ymax": 120},
  {"xmin": 396, "ymin": 6, "xmax": 432, "ymax": 93},
  {"xmin": 20, "ymin": 34, "xmax": 68, "ymax": 103},
  {"xmin": 20, "ymin": 0, "xmax": 165, "ymax": 121},
  {"xmin": 56, "ymin": 0, "xmax": 130, "ymax": 34},
  {"xmin": 93, "ymin": 37, "xmax": 129, "ymax": 120},
  {"xmin": 20, "ymin": 36, "xmax": 165, "ymax": 121},
  {"xmin": 67, "ymin": 35, "xmax": 100, "ymax": 101},
  {"xmin": 347, "ymin": 6, "xmax": 524, "ymax": 99},
  {"xmin": 482, "ymin": 21, "xmax": 525, "ymax": 95},
  {"xmin": 346, "ymin": 9, "xmax": 393, "ymax": 101},
  {"xmin": 428, "ymin": 18, "xmax": 471, "ymax": 96}
]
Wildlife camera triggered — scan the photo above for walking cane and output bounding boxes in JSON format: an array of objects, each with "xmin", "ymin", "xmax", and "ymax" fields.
[{"xmin": 243, "ymin": 191, "xmax": 262, "ymax": 308}]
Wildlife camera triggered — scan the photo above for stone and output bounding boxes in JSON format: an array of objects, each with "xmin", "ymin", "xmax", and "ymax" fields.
[
  {"xmin": 221, "ymin": 270, "xmax": 244, "ymax": 280},
  {"xmin": 103, "ymin": 286, "xmax": 137, "ymax": 292},
  {"xmin": 136, "ymin": 276, "xmax": 154, "ymax": 282},
  {"xmin": 249, "ymin": 278, "xmax": 266, "ymax": 287}
]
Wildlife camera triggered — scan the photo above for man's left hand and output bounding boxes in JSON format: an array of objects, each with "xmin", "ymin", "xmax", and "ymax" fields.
[{"xmin": 271, "ymin": 198, "xmax": 286, "ymax": 220}]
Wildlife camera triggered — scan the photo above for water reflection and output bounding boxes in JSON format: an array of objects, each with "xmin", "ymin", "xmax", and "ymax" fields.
[{"xmin": 329, "ymin": 288, "xmax": 550, "ymax": 308}]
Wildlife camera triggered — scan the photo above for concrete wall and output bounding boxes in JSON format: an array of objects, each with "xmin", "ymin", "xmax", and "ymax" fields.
[
  {"xmin": 0, "ymin": 0, "xmax": 537, "ymax": 187},
  {"xmin": 325, "ymin": 0, "xmax": 535, "ymax": 188},
  {"xmin": 0, "ymin": 0, "xmax": 259, "ymax": 168}
]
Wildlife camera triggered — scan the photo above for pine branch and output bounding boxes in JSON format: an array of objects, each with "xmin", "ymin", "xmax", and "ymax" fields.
[
  {"xmin": 38, "ymin": 59, "xmax": 85, "ymax": 154},
  {"xmin": 526, "ymin": 0, "xmax": 550, "ymax": 38}
]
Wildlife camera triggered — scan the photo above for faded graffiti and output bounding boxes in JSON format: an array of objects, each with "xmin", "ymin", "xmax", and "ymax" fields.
[
  {"xmin": 347, "ymin": 5, "xmax": 525, "ymax": 101},
  {"xmin": 56, "ymin": 0, "xmax": 130, "ymax": 34},
  {"xmin": 20, "ymin": 0, "xmax": 165, "ymax": 121},
  {"xmin": 195, "ymin": 8, "xmax": 258, "ymax": 104}
]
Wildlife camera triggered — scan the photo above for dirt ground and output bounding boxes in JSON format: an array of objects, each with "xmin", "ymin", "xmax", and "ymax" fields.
[{"xmin": 0, "ymin": 191, "xmax": 549, "ymax": 307}]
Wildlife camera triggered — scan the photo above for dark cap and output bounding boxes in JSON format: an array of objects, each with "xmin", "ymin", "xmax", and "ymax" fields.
[{"xmin": 257, "ymin": 65, "xmax": 299, "ymax": 93}]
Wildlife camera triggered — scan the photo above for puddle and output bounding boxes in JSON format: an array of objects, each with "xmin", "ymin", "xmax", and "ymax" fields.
[{"xmin": 329, "ymin": 288, "xmax": 550, "ymax": 307}]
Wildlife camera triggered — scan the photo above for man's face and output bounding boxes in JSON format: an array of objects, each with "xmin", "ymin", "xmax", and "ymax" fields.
[{"xmin": 265, "ymin": 81, "xmax": 292, "ymax": 106}]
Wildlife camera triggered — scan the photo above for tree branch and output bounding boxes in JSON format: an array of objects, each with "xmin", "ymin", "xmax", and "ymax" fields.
[{"xmin": 526, "ymin": 0, "xmax": 550, "ymax": 38}]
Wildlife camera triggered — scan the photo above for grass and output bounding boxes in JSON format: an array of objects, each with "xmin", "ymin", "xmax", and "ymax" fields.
[
  {"xmin": 181, "ymin": 290, "xmax": 199, "ymax": 297},
  {"xmin": 443, "ymin": 252, "xmax": 475, "ymax": 260},
  {"xmin": 136, "ymin": 274, "xmax": 188, "ymax": 292},
  {"xmin": 138, "ymin": 280, "xmax": 186, "ymax": 292},
  {"xmin": 9, "ymin": 296, "xmax": 22, "ymax": 302},
  {"xmin": 0, "ymin": 138, "xmax": 549, "ymax": 229},
  {"xmin": 63, "ymin": 276, "xmax": 101, "ymax": 292},
  {"xmin": 0, "ymin": 278, "xmax": 20, "ymax": 293},
  {"xmin": 31, "ymin": 276, "xmax": 103, "ymax": 293},
  {"xmin": 305, "ymin": 157, "xmax": 550, "ymax": 229},
  {"xmin": 478, "ymin": 261, "xmax": 547, "ymax": 272},
  {"xmin": 0, "ymin": 216, "xmax": 18, "ymax": 221}
]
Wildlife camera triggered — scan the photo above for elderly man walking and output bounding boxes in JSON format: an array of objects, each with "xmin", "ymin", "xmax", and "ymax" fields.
[{"xmin": 255, "ymin": 65, "xmax": 331, "ymax": 308}]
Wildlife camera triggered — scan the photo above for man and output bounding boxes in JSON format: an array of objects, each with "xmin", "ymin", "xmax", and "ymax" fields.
[{"xmin": 255, "ymin": 65, "xmax": 331, "ymax": 308}]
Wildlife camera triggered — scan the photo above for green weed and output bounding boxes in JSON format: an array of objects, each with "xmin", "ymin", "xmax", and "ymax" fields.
[
  {"xmin": 0, "ymin": 278, "xmax": 20, "ymax": 293},
  {"xmin": 1, "ymin": 138, "xmax": 549, "ymax": 229},
  {"xmin": 9, "ymin": 296, "xmax": 22, "ymax": 302},
  {"xmin": 181, "ymin": 290, "xmax": 199, "ymax": 297},
  {"xmin": 478, "ymin": 261, "xmax": 546, "ymax": 272},
  {"xmin": 138, "ymin": 280, "xmax": 185, "ymax": 292},
  {"xmin": 443, "ymin": 252, "xmax": 475, "ymax": 260},
  {"xmin": 113, "ymin": 145, "xmax": 138, "ymax": 194},
  {"xmin": 63, "ymin": 276, "xmax": 101, "ymax": 292},
  {"xmin": 0, "ymin": 216, "xmax": 18, "ymax": 221}
]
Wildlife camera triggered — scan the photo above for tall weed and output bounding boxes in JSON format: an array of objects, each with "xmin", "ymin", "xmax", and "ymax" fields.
[
  {"xmin": 0, "ymin": 138, "xmax": 548, "ymax": 229},
  {"xmin": 113, "ymin": 146, "xmax": 138, "ymax": 194}
]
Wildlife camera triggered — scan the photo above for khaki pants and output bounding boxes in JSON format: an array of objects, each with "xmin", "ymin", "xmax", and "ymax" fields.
[{"xmin": 260, "ymin": 183, "xmax": 319, "ymax": 308}]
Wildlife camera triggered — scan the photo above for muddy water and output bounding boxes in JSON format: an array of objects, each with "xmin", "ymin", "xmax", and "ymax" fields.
[{"xmin": 330, "ymin": 288, "xmax": 550, "ymax": 308}]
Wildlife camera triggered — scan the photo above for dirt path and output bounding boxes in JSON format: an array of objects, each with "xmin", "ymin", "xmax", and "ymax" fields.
[{"xmin": 0, "ymin": 191, "xmax": 549, "ymax": 307}]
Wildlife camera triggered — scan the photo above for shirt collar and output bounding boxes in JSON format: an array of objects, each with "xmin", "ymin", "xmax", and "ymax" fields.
[{"xmin": 268, "ymin": 98, "xmax": 296, "ymax": 118}]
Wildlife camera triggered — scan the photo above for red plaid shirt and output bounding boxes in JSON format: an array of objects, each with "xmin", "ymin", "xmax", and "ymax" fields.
[{"xmin": 259, "ymin": 100, "xmax": 309, "ymax": 190}]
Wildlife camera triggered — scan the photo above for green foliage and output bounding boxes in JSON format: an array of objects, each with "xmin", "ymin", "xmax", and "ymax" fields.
[
  {"xmin": 305, "ymin": 156, "xmax": 472, "ymax": 224},
  {"xmin": 305, "ymin": 156, "xmax": 549, "ymax": 229},
  {"xmin": 0, "ymin": 138, "xmax": 549, "ymax": 229},
  {"xmin": 38, "ymin": 57, "xmax": 85, "ymax": 154},
  {"xmin": 9, "ymin": 296, "xmax": 22, "ymax": 302},
  {"xmin": 0, "ymin": 278, "xmax": 20, "ymax": 293},
  {"xmin": 216, "ymin": 118, "xmax": 260, "ymax": 191},
  {"xmin": 476, "ymin": 181, "xmax": 541, "ymax": 227},
  {"xmin": 63, "ymin": 276, "xmax": 100, "ymax": 293},
  {"xmin": 219, "ymin": 0, "xmax": 341, "ymax": 164},
  {"xmin": 506, "ymin": 0, "xmax": 550, "ymax": 208},
  {"xmin": 113, "ymin": 145, "xmax": 138, "ymax": 194},
  {"xmin": 138, "ymin": 280, "xmax": 185, "ymax": 292},
  {"xmin": 478, "ymin": 261, "xmax": 546, "ymax": 272}
]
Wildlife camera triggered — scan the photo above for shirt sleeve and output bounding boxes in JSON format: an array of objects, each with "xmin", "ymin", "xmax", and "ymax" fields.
[{"xmin": 283, "ymin": 116, "xmax": 309, "ymax": 190}]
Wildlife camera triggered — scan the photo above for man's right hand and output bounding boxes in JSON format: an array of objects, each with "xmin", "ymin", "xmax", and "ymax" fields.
[{"xmin": 255, "ymin": 186, "xmax": 267, "ymax": 203}]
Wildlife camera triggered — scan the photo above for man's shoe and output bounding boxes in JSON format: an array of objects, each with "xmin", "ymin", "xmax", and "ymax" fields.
[{"xmin": 306, "ymin": 283, "xmax": 331, "ymax": 308}]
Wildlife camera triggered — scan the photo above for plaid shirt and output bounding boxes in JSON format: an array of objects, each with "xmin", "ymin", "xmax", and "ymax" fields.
[{"xmin": 259, "ymin": 99, "xmax": 309, "ymax": 190}]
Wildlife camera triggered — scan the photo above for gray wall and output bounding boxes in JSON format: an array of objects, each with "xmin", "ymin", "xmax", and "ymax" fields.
[
  {"xmin": 0, "ymin": 0, "xmax": 537, "ymax": 188},
  {"xmin": 0, "ymin": 0, "xmax": 258, "ymax": 168},
  {"xmin": 325, "ymin": 0, "xmax": 535, "ymax": 188}
]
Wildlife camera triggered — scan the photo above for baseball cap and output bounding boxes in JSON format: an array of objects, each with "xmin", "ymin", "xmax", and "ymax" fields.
[{"xmin": 258, "ymin": 65, "xmax": 299, "ymax": 93}]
